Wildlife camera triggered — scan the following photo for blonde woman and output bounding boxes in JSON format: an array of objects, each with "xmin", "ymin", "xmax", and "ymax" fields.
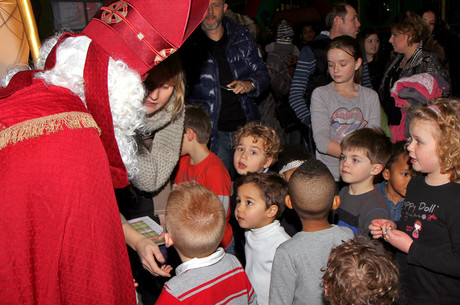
[{"xmin": 120, "ymin": 53, "xmax": 185, "ymax": 304}]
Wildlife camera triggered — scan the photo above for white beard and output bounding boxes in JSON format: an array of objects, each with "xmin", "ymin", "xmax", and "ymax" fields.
[{"xmin": 33, "ymin": 35, "xmax": 146, "ymax": 179}]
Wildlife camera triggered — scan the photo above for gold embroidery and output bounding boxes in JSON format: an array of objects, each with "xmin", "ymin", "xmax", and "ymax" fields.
[
  {"xmin": 0, "ymin": 112, "xmax": 101, "ymax": 150},
  {"xmin": 154, "ymin": 48, "xmax": 176, "ymax": 65},
  {"xmin": 101, "ymin": 1, "xmax": 129, "ymax": 24}
]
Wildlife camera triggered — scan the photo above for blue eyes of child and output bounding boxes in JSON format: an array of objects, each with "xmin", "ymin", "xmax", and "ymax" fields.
[
  {"xmin": 236, "ymin": 147, "xmax": 258, "ymax": 155},
  {"xmin": 339, "ymin": 156, "xmax": 359, "ymax": 163},
  {"xmin": 408, "ymin": 136, "xmax": 422, "ymax": 144}
]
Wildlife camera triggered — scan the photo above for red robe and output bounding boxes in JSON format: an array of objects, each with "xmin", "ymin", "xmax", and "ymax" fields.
[{"xmin": 0, "ymin": 76, "xmax": 136, "ymax": 304}]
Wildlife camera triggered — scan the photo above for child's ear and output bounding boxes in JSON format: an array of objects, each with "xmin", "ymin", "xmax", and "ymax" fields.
[
  {"xmin": 267, "ymin": 204, "xmax": 279, "ymax": 218},
  {"xmin": 382, "ymin": 168, "xmax": 391, "ymax": 181},
  {"xmin": 164, "ymin": 232, "xmax": 174, "ymax": 248},
  {"xmin": 263, "ymin": 156, "xmax": 274, "ymax": 169},
  {"xmin": 331, "ymin": 195, "xmax": 341, "ymax": 210},
  {"xmin": 370, "ymin": 163, "xmax": 383, "ymax": 176},
  {"xmin": 185, "ymin": 128, "xmax": 197, "ymax": 142},
  {"xmin": 355, "ymin": 57, "xmax": 363, "ymax": 70},
  {"xmin": 285, "ymin": 195, "xmax": 293, "ymax": 210}
]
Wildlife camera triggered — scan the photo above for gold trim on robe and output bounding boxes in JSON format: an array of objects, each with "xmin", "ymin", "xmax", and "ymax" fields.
[{"xmin": 0, "ymin": 111, "xmax": 101, "ymax": 150}]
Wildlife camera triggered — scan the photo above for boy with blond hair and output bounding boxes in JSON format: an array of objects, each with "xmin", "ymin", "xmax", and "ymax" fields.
[
  {"xmin": 233, "ymin": 121, "xmax": 281, "ymax": 176},
  {"xmin": 174, "ymin": 105, "xmax": 232, "ymax": 250},
  {"xmin": 270, "ymin": 159, "xmax": 353, "ymax": 305},
  {"xmin": 337, "ymin": 128, "xmax": 392, "ymax": 236},
  {"xmin": 235, "ymin": 172, "xmax": 290, "ymax": 305},
  {"xmin": 156, "ymin": 182, "xmax": 256, "ymax": 304}
]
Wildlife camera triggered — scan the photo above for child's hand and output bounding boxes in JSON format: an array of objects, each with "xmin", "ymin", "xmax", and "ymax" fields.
[
  {"xmin": 382, "ymin": 228, "xmax": 413, "ymax": 254},
  {"xmin": 160, "ymin": 264, "xmax": 173, "ymax": 275},
  {"xmin": 135, "ymin": 236, "xmax": 171, "ymax": 277},
  {"xmin": 369, "ymin": 219, "xmax": 396, "ymax": 239}
]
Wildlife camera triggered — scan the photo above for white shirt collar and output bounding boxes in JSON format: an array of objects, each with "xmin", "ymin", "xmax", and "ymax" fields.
[
  {"xmin": 248, "ymin": 220, "xmax": 280, "ymax": 237},
  {"xmin": 319, "ymin": 30, "xmax": 330, "ymax": 38},
  {"xmin": 175, "ymin": 247, "xmax": 225, "ymax": 276}
]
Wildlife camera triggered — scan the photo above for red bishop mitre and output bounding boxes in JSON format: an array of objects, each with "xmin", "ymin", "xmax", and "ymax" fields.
[
  {"xmin": 44, "ymin": 0, "xmax": 208, "ymax": 188},
  {"xmin": 82, "ymin": 0, "xmax": 209, "ymax": 78}
]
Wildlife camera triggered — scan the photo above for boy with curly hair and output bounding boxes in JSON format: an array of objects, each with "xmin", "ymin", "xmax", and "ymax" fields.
[
  {"xmin": 233, "ymin": 121, "xmax": 281, "ymax": 176},
  {"xmin": 231, "ymin": 121, "xmax": 282, "ymax": 263},
  {"xmin": 323, "ymin": 237, "xmax": 400, "ymax": 305}
]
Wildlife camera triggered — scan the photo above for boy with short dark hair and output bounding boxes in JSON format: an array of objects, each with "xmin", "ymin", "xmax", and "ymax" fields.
[
  {"xmin": 274, "ymin": 143, "xmax": 313, "ymax": 235},
  {"xmin": 270, "ymin": 159, "xmax": 353, "ymax": 305},
  {"xmin": 235, "ymin": 172, "xmax": 290, "ymax": 305},
  {"xmin": 233, "ymin": 121, "xmax": 281, "ymax": 176},
  {"xmin": 323, "ymin": 237, "xmax": 400, "ymax": 305},
  {"xmin": 337, "ymin": 128, "xmax": 392, "ymax": 236},
  {"xmin": 156, "ymin": 182, "xmax": 256, "ymax": 304},
  {"xmin": 174, "ymin": 105, "xmax": 232, "ymax": 249}
]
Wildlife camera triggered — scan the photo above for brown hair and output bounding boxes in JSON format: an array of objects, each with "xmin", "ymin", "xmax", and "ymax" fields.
[
  {"xmin": 288, "ymin": 159, "xmax": 336, "ymax": 220},
  {"xmin": 340, "ymin": 128, "xmax": 393, "ymax": 168},
  {"xmin": 184, "ymin": 105, "xmax": 212, "ymax": 144},
  {"xmin": 391, "ymin": 11, "xmax": 430, "ymax": 45},
  {"xmin": 328, "ymin": 35, "xmax": 363, "ymax": 84},
  {"xmin": 357, "ymin": 28, "xmax": 382, "ymax": 62},
  {"xmin": 233, "ymin": 121, "xmax": 281, "ymax": 163},
  {"xmin": 144, "ymin": 52, "xmax": 185, "ymax": 118},
  {"xmin": 323, "ymin": 238, "xmax": 400, "ymax": 305},
  {"xmin": 409, "ymin": 98, "xmax": 460, "ymax": 182},
  {"xmin": 166, "ymin": 182, "xmax": 225, "ymax": 258},
  {"xmin": 237, "ymin": 172, "xmax": 288, "ymax": 218},
  {"xmin": 325, "ymin": 2, "xmax": 349, "ymax": 31}
]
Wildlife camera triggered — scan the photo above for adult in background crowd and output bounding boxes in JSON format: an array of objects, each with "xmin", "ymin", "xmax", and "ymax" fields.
[
  {"xmin": 357, "ymin": 28, "xmax": 387, "ymax": 91},
  {"xmin": 0, "ymin": 0, "xmax": 208, "ymax": 303},
  {"xmin": 265, "ymin": 19, "xmax": 300, "ymax": 78},
  {"xmin": 180, "ymin": 0, "xmax": 270, "ymax": 175},
  {"xmin": 420, "ymin": 7, "xmax": 460, "ymax": 96},
  {"xmin": 420, "ymin": 8, "xmax": 446, "ymax": 61},
  {"xmin": 295, "ymin": 22, "xmax": 317, "ymax": 49},
  {"xmin": 378, "ymin": 11, "xmax": 450, "ymax": 141}
]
